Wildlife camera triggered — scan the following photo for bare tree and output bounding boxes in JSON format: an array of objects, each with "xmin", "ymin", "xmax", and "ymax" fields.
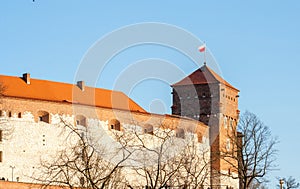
[
  {"xmin": 0, "ymin": 83, "xmax": 14, "ymax": 142},
  {"xmin": 221, "ymin": 111, "xmax": 278, "ymax": 189},
  {"xmin": 35, "ymin": 118, "xmax": 211, "ymax": 189},
  {"xmin": 248, "ymin": 179, "xmax": 269, "ymax": 189},
  {"xmin": 35, "ymin": 120, "xmax": 133, "ymax": 189},
  {"xmin": 175, "ymin": 137, "xmax": 211, "ymax": 189},
  {"xmin": 121, "ymin": 123, "xmax": 211, "ymax": 188},
  {"xmin": 0, "ymin": 82, "xmax": 5, "ymax": 97},
  {"xmin": 277, "ymin": 177, "xmax": 300, "ymax": 189}
]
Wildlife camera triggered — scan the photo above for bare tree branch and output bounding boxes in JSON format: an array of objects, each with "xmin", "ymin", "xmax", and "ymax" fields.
[{"xmin": 220, "ymin": 111, "xmax": 278, "ymax": 189}]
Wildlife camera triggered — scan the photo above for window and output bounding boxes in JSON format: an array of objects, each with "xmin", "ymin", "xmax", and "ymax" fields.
[
  {"xmin": 0, "ymin": 151, "xmax": 2, "ymax": 162},
  {"xmin": 226, "ymin": 138, "xmax": 231, "ymax": 151},
  {"xmin": 37, "ymin": 111, "xmax": 50, "ymax": 123},
  {"xmin": 143, "ymin": 124, "xmax": 153, "ymax": 135},
  {"xmin": 8, "ymin": 111, "xmax": 12, "ymax": 117},
  {"xmin": 197, "ymin": 134, "xmax": 203, "ymax": 143},
  {"xmin": 75, "ymin": 115, "xmax": 87, "ymax": 127},
  {"xmin": 0, "ymin": 110, "xmax": 3, "ymax": 117},
  {"xmin": 229, "ymin": 119, "xmax": 233, "ymax": 129},
  {"xmin": 175, "ymin": 128, "xmax": 185, "ymax": 139},
  {"xmin": 223, "ymin": 116, "xmax": 228, "ymax": 129},
  {"xmin": 0, "ymin": 130, "xmax": 2, "ymax": 142},
  {"xmin": 18, "ymin": 112, "xmax": 22, "ymax": 118},
  {"xmin": 109, "ymin": 119, "xmax": 121, "ymax": 131}
]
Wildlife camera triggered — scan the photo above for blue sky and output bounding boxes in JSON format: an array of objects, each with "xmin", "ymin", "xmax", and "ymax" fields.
[{"xmin": 1, "ymin": 1, "xmax": 300, "ymax": 187}]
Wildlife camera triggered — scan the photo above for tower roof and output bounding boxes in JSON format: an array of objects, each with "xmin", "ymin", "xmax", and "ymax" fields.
[
  {"xmin": 172, "ymin": 65, "xmax": 239, "ymax": 91},
  {"xmin": 0, "ymin": 74, "xmax": 147, "ymax": 113}
]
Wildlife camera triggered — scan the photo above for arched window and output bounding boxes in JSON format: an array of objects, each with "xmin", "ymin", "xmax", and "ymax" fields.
[
  {"xmin": 143, "ymin": 124, "xmax": 153, "ymax": 135},
  {"xmin": 18, "ymin": 112, "xmax": 22, "ymax": 118},
  {"xmin": 109, "ymin": 119, "xmax": 121, "ymax": 131},
  {"xmin": 75, "ymin": 115, "xmax": 87, "ymax": 127},
  {"xmin": 175, "ymin": 128, "xmax": 185, "ymax": 139},
  {"xmin": 37, "ymin": 111, "xmax": 50, "ymax": 123}
]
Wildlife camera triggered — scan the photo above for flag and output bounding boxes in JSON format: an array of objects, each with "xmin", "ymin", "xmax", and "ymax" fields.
[{"xmin": 198, "ymin": 44, "xmax": 206, "ymax": 52}]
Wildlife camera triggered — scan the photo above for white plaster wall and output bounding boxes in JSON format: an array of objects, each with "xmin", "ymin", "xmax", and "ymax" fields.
[
  {"xmin": 0, "ymin": 112, "xmax": 75, "ymax": 182},
  {"xmin": 0, "ymin": 111, "xmax": 211, "ymax": 187},
  {"xmin": 220, "ymin": 170, "xmax": 239, "ymax": 189}
]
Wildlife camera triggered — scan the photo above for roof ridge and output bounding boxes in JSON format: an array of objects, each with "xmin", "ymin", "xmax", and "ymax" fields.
[{"xmin": 171, "ymin": 65, "xmax": 239, "ymax": 91}]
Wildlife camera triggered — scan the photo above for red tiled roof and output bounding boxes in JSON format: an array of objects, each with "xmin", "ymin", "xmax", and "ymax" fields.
[
  {"xmin": 172, "ymin": 65, "xmax": 239, "ymax": 91},
  {"xmin": 0, "ymin": 74, "xmax": 147, "ymax": 113}
]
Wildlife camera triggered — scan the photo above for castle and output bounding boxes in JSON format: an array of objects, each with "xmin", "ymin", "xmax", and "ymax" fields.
[{"xmin": 0, "ymin": 65, "xmax": 239, "ymax": 189}]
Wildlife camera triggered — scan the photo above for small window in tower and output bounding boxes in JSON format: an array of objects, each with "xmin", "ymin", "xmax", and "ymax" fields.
[
  {"xmin": 229, "ymin": 119, "xmax": 233, "ymax": 129},
  {"xmin": 224, "ymin": 117, "xmax": 228, "ymax": 129},
  {"xmin": 8, "ymin": 111, "xmax": 12, "ymax": 118},
  {"xmin": 18, "ymin": 112, "xmax": 22, "ymax": 118},
  {"xmin": 0, "ymin": 151, "xmax": 2, "ymax": 162},
  {"xmin": 226, "ymin": 138, "xmax": 231, "ymax": 151},
  {"xmin": 0, "ymin": 130, "xmax": 2, "ymax": 142},
  {"xmin": 0, "ymin": 110, "xmax": 3, "ymax": 117}
]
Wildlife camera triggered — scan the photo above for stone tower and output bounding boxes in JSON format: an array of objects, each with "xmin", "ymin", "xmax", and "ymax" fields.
[{"xmin": 171, "ymin": 65, "xmax": 240, "ymax": 188}]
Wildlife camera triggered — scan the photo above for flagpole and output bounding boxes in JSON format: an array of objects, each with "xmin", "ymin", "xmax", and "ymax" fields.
[{"xmin": 204, "ymin": 42, "xmax": 206, "ymax": 65}]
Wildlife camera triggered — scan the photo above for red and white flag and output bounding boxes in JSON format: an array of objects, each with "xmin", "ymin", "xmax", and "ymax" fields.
[{"xmin": 198, "ymin": 44, "xmax": 206, "ymax": 52}]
